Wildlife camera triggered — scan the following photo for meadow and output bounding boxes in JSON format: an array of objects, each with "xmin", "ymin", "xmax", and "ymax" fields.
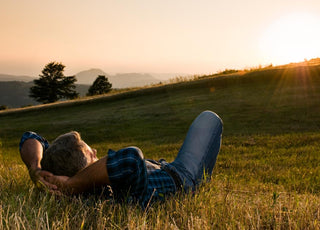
[{"xmin": 0, "ymin": 63, "xmax": 320, "ymax": 229}]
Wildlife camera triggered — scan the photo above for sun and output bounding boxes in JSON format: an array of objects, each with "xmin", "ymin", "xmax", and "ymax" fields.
[{"xmin": 260, "ymin": 12, "xmax": 320, "ymax": 65}]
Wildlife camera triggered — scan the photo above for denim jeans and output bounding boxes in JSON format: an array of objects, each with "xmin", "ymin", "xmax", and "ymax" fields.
[{"xmin": 170, "ymin": 110, "xmax": 223, "ymax": 191}]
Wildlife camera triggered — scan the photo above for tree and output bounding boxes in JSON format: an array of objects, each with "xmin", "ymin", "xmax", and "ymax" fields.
[
  {"xmin": 30, "ymin": 62, "xmax": 79, "ymax": 103},
  {"xmin": 87, "ymin": 75, "xmax": 112, "ymax": 96}
]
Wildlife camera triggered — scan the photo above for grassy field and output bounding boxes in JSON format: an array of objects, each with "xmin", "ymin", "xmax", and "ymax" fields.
[{"xmin": 0, "ymin": 63, "xmax": 320, "ymax": 229}]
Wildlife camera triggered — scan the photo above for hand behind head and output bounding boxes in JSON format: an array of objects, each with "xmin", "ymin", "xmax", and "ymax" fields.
[
  {"xmin": 45, "ymin": 174, "xmax": 71, "ymax": 193},
  {"xmin": 29, "ymin": 168, "xmax": 58, "ymax": 190}
]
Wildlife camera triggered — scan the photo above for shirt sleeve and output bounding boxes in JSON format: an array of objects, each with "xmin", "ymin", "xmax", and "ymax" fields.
[
  {"xmin": 106, "ymin": 147, "xmax": 148, "ymax": 203},
  {"xmin": 19, "ymin": 131, "xmax": 50, "ymax": 152}
]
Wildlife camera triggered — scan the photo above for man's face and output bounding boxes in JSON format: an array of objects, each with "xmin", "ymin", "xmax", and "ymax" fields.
[{"xmin": 82, "ymin": 141, "xmax": 99, "ymax": 165}]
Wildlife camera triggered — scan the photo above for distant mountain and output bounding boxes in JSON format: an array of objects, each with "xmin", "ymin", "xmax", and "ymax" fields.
[
  {"xmin": 75, "ymin": 69, "xmax": 110, "ymax": 85},
  {"xmin": 75, "ymin": 69, "xmax": 161, "ymax": 88},
  {"xmin": 0, "ymin": 74, "xmax": 34, "ymax": 82},
  {"xmin": 0, "ymin": 70, "xmax": 180, "ymax": 88}
]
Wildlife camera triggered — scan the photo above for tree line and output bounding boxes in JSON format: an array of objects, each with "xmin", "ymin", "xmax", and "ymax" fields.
[{"xmin": 30, "ymin": 62, "xmax": 112, "ymax": 104}]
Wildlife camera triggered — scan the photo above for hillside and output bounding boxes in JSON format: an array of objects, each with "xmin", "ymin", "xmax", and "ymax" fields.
[
  {"xmin": 1, "ymin": 62, "xmax": 320, "ymax": 136},
  {"xmin": 0, "ymin": 62, "xmax": 320, "ymax": 229}
]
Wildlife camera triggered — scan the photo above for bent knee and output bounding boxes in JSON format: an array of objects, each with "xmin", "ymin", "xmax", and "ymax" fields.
[{"xmin": 199, "ymin": 111, "xmax": 223, "ymax": 131}]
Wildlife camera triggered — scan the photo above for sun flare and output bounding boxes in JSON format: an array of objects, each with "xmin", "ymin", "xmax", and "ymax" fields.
[{"xmin": 260, "ymin": 13, "xmax": 320, "ymax": 65}]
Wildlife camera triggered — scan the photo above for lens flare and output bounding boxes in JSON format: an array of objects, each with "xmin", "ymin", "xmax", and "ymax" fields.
[{"xmin": 260, "ymin": 13, "xmax": 320, "ymax": 65}]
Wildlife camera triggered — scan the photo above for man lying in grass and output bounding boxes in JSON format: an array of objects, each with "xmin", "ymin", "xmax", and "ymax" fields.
[{"xmin": 19, "ymin": 111, "xmax": 223, "ymax": 208}]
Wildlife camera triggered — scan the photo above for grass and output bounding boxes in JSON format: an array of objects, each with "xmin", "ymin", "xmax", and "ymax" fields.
[{"xmin": 0, "ymin": 62, "xmax": 320, "ymax": 229}]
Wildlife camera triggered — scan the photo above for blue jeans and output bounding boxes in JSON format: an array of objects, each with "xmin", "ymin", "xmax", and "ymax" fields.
[
  {"xmin": 106, "ymin": 111, "xmax": 222, "ymax": 207},
  {"xmin": 170, "ymin": 111, "xmax": 223, "ymax": 191}
]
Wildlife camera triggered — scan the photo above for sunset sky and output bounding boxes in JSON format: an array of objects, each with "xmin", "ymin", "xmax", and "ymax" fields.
[{"xmin": 1, "ymin": 0, "xmax": 320, "ymax": 77}]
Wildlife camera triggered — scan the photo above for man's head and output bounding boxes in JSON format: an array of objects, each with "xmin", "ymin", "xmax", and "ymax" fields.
[{"xmin": 41, "ymin": 131, "xmax": 98, "ymax": 177}]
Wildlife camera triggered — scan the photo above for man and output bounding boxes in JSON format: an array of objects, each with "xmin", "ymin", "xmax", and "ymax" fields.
[{"xmin": 20, "ymin": 111, "xmax": 223, "ymax": 208}]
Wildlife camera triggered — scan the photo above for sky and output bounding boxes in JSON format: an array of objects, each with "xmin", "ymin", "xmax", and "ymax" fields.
[{"xmin": 1, "ymin": 0, "xmax": 320, "ymax": 77}]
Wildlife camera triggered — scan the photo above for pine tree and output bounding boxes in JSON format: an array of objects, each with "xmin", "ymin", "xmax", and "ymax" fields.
[
  {"xmin": 87, "ymin": 75, "xmax": 112, "ymax": 96},
  {"xmin": 30, "ymin": 62, "xmax": 79, "ymax": 103}
]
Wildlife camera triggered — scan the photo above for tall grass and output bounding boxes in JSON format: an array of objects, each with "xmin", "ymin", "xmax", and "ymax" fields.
[
  {"xmin": 1, "ymin": 150, "xmax": 320, "ymax": 229},
  {"xmin": 0, "ymin": 63, "xmax": 320, "ymax": 229}
]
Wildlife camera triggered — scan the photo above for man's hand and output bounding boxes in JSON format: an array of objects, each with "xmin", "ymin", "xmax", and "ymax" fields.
[
  {"xmin": 29, "ymin": 167, "xmax": 58, "ymax": 190},
  {"xmin": 46, "ymin": 156, "xmax": 110, "ymax": 195},
  {"xmin": 46, "ymin": 175, "xmax": 71, "ymax": 194}
]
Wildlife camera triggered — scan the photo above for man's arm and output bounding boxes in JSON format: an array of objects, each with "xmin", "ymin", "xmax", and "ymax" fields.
[
  {"xmin": 20, "ymin": 138, "xmax": 57, "ymax": 190},
  {"xmin": 47, "ymin": 156, "xmax": 110, "ymax": 194},
  {"xmin": 20, "ymin": 138, "xmax": 43, "ymax": 171}
]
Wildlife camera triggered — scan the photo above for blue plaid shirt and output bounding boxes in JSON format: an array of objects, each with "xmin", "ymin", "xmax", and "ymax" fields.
[{"xmin": 19, "ymin": 132, "xmax": 178, "ymax": 208}]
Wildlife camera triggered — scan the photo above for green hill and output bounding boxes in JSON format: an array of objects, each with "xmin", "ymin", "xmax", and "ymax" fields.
[
  {"xmin": 0, "ymin": 62, "xmax": 320, "ymax": 229},
  {"xmin": 1, "ymin": 62, "xmax": 319, "ymax": 138}
]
